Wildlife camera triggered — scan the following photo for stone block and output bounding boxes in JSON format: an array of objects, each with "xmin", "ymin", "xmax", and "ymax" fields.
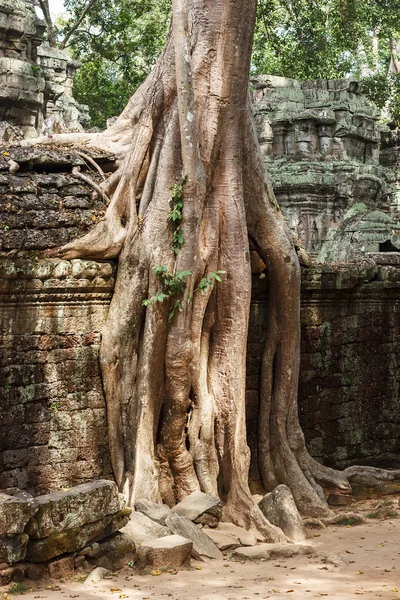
[
  {"xmin": 121, "ymin": 511, "xmax": 170, "ymax": 547},
  {"xmin": 136, "ymin": 535, "xmax": 192, "ymax": 570},
  {"xmin": 47, "ymin": 556, "xmax": 75, "ymax": 579},
  {"xmin": 26, "ymin": 508, "xmax": 131, "ymax": 563},
  {"xmin": 0, "ymin": 563, "xmax": 26, "ymax": 585},
  {"xmin": 171, "ymin": 491, "xmax": 222, "ymax": 525},
  {"xmin": 258, "ymin": 485, "xmax": 306, "ymax": 542},
  {"xmin": 203, "ymin": 529, "xmax": 240, "ymax": 550},
  {"xmin": 135, "ymin": 499, "xmax": 171, "ymax": 525},
  {"xmin": 26, "ymin": 480, "xmax": 124, "ymax": 539},
  {"xmin": 217, "ymin": 522, "xmax": 257, "ymax": 546},
  {"xmin": 0, "ymin": 488, "xmax": 38, "ymax": 534},
  {"xmin": 165, "ymin": 515, "xmax": 222, "ymax": 560},
  {"xmin": 0, "ymin": 533, "xmax": 28, "ymax": 563}
]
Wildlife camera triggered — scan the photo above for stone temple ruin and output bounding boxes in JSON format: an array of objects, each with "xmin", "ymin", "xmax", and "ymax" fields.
[
  {"xmin": 0, "ymin": 9, "xmax": 400, "ymax": 584},
  {"xmin": 0, "ymin": 0, "xmax": 89, "ymax": 139},
  {"xmin": 252, "ymin": 75, "xmax": 400, "ymax": 261}
]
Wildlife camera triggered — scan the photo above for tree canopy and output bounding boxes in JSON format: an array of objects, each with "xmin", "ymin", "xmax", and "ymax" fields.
[{"xmin": 45, "ymin": 0, "xmax": 400, "ymax": 128}]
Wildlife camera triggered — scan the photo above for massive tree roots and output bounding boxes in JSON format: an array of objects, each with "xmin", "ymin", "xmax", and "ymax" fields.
[{"xmin": 31, "ymin": 0, "xmax": 400, "ymax": 537}]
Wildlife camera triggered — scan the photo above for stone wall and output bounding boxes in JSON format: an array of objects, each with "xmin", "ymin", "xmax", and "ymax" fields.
[
  {"xmin": 0, "ymin": 147, "xmax": 113, "ymax": 493},
  {"xmin": 0, "ymin": 0, "xmax": 89, "ymax": 137},
  {"xmin": 247, "ymin": 259, "xmax": 400, "ymax": 491}
]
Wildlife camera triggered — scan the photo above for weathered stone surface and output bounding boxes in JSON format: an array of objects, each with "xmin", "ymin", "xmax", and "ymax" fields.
[
  {"xmin": 25, "ymin": 562, "xmax": 47, "ymax": 580},
  {"xmin": 217, "ymin": 523, "xmax": 257, "ymax": 547},
  {"xmin": 165, "ymin": 514, "xmax": 222, "ymax": 560},
  {"xmin": 0, "ymin": 488, "xmax": 38, "ymax": 534},
  {"xmin": 233, "ymin": 543, "xmax": 315, "ymax": 561},
  {"xmin": 47, "ymin": 556, "xmax": 74, "ymax": 579},
  {"xmin": 135, "ymin": 499, "xmax": 171, "ymax": 525},
  {"xmin": 85, "ymin": 566, "xmax": 110, "ymax": 585},
  {"xmin": 0, "ymin": 563, "xmax": 26, "ymax": 585},
  {"xmin": 26, "ymin": 480, "xmax": 124, "ymax": 539},
  {"xmin": 25, "ymin": 508, "xmax": 130, "ymax": 562},
  {"xmin": 121, "ymin": 511, "xmax": 171, "ymax": 547},
  {"xmin": 171, "ymin": 491, "xmax": 222, "ymax": 523},
  {"xmin": 0, "ymin": 533, "xmax": 28, "ymax": 563},
  {"xmin": 327, "ymin": 493, "xmax": 353, "ymax": 506},
  {"xmin": 136, "ymin": 535, "xmax": 192, "ymax": 570},
  {"xmin": 258, "ymin": 485, "xmax": 306, "ymax": 542},
  {"xmin": 86, "ymin": 533, "xmax": 136, "ymax": 571},
  {"xmin": 203, "ymin": 529, "xmax": 240, "ymax": 551}
]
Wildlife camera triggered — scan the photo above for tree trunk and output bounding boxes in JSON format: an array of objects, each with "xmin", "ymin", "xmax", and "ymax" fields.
[{"xmin": 35, "ymin": 0, "xmax": 394, "ymax": 533}]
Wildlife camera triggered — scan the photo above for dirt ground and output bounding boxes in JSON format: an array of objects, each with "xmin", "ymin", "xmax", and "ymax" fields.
[{"xmin": 3, "ymin": 496, "xmax": 400, "ymax": 600}]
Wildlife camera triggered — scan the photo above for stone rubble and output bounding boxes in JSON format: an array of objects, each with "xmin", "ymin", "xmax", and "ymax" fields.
[
  {"xmin": 171, "ymin": 491, "xmax": 222, "ymax": 527},
  {"xmin": 258, "ymin": 484, "xmax": 307, "ymax": 542},
  {"xmin": 0, "ymin": 480, "xmax": 134, "ymax": 581},
  {"xmin": 164, "ymin": 514, "xmax": 223, "ymax": 560}
]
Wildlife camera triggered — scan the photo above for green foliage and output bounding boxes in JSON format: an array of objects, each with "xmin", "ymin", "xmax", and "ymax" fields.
[
  {"xmin": 337, "ymin": 517, "xmax": 358, "ymax": 526},
  {"xmin": 60, "ymin": 0, "xmax": 170, "ymax": 128},
  {"xmin": 253, "ymin": 0, "xmax": 400, "ymax": 126},
  {"xmin": 143, "ymin": 266, "xmax": 191, "ymax": 326}
]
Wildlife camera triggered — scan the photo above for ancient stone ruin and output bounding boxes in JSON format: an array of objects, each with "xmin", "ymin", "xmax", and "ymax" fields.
[
  {"xmin": 252, "ymin": 76, "xmax": 400, "ymax": 260},
  {"xmin": 0, "ymin": 0, "xmax": 89, "ymax": 139},
  {"xmin": 0, "ymin": 34, "xmax": 400, "ymax": 583}
]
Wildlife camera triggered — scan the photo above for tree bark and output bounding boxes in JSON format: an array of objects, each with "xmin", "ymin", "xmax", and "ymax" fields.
[{"xmin": 32, "ymin": 0, "xmax": 400, "ymax": 534}]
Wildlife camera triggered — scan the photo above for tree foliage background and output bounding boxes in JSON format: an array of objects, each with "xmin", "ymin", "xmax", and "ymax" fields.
[{"xmin": 52, "ymin": 0, "xmax": 400, "ymax": 128}]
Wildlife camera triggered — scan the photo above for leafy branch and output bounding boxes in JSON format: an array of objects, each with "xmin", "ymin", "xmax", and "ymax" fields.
[{"xmin": 143, "ymin": 266, "xmax": 226, "ymax": 326}]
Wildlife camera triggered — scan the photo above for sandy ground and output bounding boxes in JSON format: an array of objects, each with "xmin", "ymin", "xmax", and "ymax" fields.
[{"xmin": 3, "ymin": 498, "xmax": 400, "ymax": 600}]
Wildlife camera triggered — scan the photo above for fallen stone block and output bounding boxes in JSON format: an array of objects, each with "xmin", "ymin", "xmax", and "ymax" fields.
[
  {"xmin": 203, "ymin": 529, "xmax": 240, "ymax": 551},
  {"xmin": 88, "ymin": 533, "xmax": 136, "ymax": 571},
  {"xmin": 0, "ymin": 533, "xmax": 29, "ymax": 563},
  {"xmin": 217, "ymin": 522, "xmax": 257, "ymax": 546},
  {"xmin": 328, "ymin": 494, "xmax": 353, "ymax": 506},
  {"xmin": 121, "ymin": 511, "xmax": 170, "ymax": 547},
  {"xmin": 135, "ymin": 499, "xmax": 172, "ymax": 525},
  {"xmin": 26, "ymin": 480, "xmax": 124, "ymax": 539},
  {"xmin": 25, "ymin": 563, "xmax": 48, "ymax": 581},
  {"xmin": 171, "ymin": 491, "xmax": 222, "ymax": 525},
  {"xmin": 136, "ymin": 534, "xmax": 192, "ymax": 570},
  {"xmin": 232, "ymin": 543, "xmax": 315, "ymax": 561},
  {"xmin": 165, "ymin": 515, "xmax": 222, "ymax": 560},
  {"xmin": 0, "ymin": 564, "xmax": 26, "ymax": 585},
  {"xmin": 258, "ymin": 485, "xmax": 306, "ymax": 542},
  {"xmin": 85, "ymin": 566, "xmax": 110, "ymax": 585},
  {"xmin": 26, "ymin": 508, "xmax": 131, "ymax": 563},
  {"xmin": 0, "ymin": 489, "xmax": 38, "ymax": 535},
  {"xmin": 47, "ymin": 556, "xmax": 75, "ymax": 579}
]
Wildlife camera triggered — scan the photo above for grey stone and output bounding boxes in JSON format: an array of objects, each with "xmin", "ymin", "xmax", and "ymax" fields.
[
  {"xmin": 0, "ymin": 533, "xmax": 28, "ymax": 563},
  {"xmin": 217, "ymin": 522, "xmax": 257, "ymax": 546},
  {"xmin": 85, "ymin": 566, "xmax": 110, "ymax": 585},
  {"xmin": 121, "ymin": 511, "xmax": 171, "ymax": 547},
  {"xmin": 135, "ymin": 499, "xmax": 172, "ymax": 525},
  {"xmin": 233, "ymin": 543, "xmax": 315, "ymax": 561},
  {"xmin": 136, "ymin": 534, "xmax": 192, "ymax": 570},
  {"xmin": 26, "ymin": 480, "xmax": 124, "ymax": 539},
  {"xmin": 165, "ymin": 514, "xmax": 222, "ymax": 560},
  {"xmin": 171, "ymin": 491, "xmax": 222, "ymax": 524},
  {"xmin": 258, "ymin": 484, "xmax": 306, "ymax": 542},
  {"xmin": 203, "ymin": 529, "xmax": 240, "ymax": 551},
  {"xmin": 26, "ymin": 508, "xmax": 131, "ymax": 563},
  {"xmin": 0, "ymin": 488, "xmax": 38, "ymax": 535}
]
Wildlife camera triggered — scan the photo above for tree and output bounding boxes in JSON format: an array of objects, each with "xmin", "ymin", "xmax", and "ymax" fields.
[
  {"xmin": 32, "ymin": 0, "xmax": 399, "ymax": 537},
  {"xmin": 252, "ymin": 0, "xmax": 400, "ymax": 125}
]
